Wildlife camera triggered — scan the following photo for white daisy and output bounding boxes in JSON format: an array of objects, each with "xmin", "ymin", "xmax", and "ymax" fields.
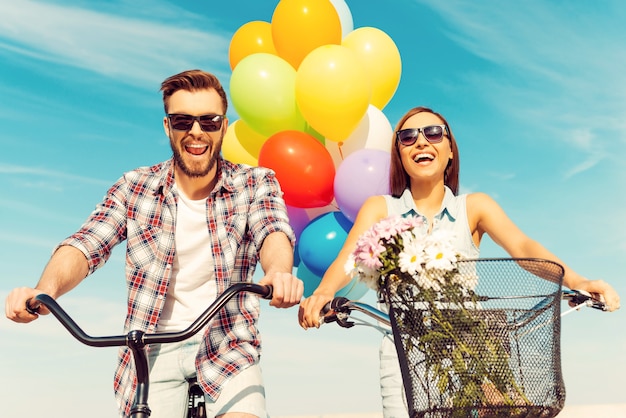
[
  {"xmin": 423, "ymin": 239, "xmax": 457, "ymax": 271},
  {"xmin": 398, "ymin": 236, "xmax": 426, "ymax": 276}
]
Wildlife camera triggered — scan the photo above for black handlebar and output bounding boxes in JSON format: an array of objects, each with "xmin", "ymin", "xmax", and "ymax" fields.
[
  {"xmin": 28, "ymin": 282, "xmax": 273, "ymax": 347},
  {"xmin": 562, "ymin": 289, "xmax": 607, "ymax": 311},
  {"xmin": 26, "ymin": 282, "xmax": 272, "ymax": 418},
  {"xmin": 321, "ymin": 297, "xmax": 391, "ymax": 328}
]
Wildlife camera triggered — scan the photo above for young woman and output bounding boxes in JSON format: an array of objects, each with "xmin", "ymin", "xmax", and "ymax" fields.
[{"xmin": 298, "ymin": 106, "xmax": 620, "ymax": 417}]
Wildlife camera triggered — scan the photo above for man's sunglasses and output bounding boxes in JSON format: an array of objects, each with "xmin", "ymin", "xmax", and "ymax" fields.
[
  {"xmin": 167, "ymin": 113, "xmax": 225, "ymax": 132},
  {"xmin": 396, "ymin": 125, "xmax": 448, "ymax": 146}
]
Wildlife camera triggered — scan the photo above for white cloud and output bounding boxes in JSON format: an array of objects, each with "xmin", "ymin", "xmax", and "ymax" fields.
[
  {"xmin": 418, "ymin": 0, "xmax": 626, "ymax": 176},
  {"xmin": 0, "ymin": 163, "xmax": 112, "ymax": 187},
  {"xmin": 0, "ymin": 0, "xmax": 232, "ymax": 87}
]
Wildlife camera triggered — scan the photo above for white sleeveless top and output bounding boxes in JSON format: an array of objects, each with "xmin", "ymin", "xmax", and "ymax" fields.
[
  {"xmin": 383, "ymin": 187, "xmax": 479, "ymax": 259},
  {"xmin": 157, "ymin": 187, "xmax": 217, "ymax": 332}
]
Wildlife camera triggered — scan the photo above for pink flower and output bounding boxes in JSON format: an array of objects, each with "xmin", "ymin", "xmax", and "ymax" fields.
[
  {"xmin": 401, "ymin": 215, "xmax": 425, "ymax": 231},
  {"xmin": 371, "ymin": 215, "xmax": 402, "ymax": 241},
  {"xmin": 354, "ymin": 232, "xmax": 385, "ymax": 270}
]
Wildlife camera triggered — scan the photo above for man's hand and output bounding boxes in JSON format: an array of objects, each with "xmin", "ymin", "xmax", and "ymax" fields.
[
  {"xmin": 5, "ymin": 287, "xmax": 49, "ymax": 323},
  {"xmin": 258, "ymin": 272, "xmax": 303, "ymax": 308}
]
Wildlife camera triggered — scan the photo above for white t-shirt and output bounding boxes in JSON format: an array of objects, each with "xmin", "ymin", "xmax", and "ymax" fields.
[{"xmin": 157, "ymin": 187, "xmax": 217, "ymax": 332}]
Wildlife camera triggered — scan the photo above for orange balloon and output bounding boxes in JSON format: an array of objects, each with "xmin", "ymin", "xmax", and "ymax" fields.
[
  {"xmin": 271, "ymin": 0, "xmax": 342, "ymax": 69},
  {"xmin": 229, "ymin": 21, "xmax": 277, "ymax": 70}
]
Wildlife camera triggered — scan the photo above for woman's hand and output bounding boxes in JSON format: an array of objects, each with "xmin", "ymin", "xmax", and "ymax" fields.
[
  {"xmin": 573, "ymin": 279, "xmax": 620, "ymax": 312},
  {"xmin": 298, "ymin": 290, "xmax": 334, "ymax": 329}
]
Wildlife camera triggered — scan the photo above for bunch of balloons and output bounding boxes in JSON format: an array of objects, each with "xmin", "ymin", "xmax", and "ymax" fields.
[{"xmin": 222, "ymin": 0, "xmax": 402, "ymax": 299}]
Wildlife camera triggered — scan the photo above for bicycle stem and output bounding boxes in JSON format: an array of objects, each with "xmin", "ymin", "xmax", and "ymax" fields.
[{"xmin": 128, "ymin": 330, "xmax": 151, "ymax": 418}]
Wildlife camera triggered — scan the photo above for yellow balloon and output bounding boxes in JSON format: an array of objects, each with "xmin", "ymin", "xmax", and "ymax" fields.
[
  {"xmin": 271, "ymin": 0, "xmax": 342, "ymax": 69},
  {"xmin": 229, "ymin": 21, "xmax": 277, "ymax": 70},
  {"xmin": 342, "ymin": 27, "xmax": 402, "ymax": 110},
  {"xmin": 296, "ymin": 44, "xmax": 371, "ymax": 142},
  {"xmin": 235, "ymin": 119, "xmax": 268, "ymax": 158},
  {"xmin": 222, "ymin": 121, "xmax": 259, "ymax": 166}
]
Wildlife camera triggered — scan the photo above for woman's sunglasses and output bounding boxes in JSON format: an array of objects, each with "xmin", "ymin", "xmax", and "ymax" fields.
[
  {"xmin": 396, "ymin": 124, "xmax": 448, "ymax": 146},
  {"xmin": 167, "ymin": 113, "xmax": 225, "ymax": 132}
]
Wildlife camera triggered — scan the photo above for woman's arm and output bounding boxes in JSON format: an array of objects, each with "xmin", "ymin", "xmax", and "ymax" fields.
[
  {"xmin": 299, "ymin": 195, "xmax": 388, "ymax": 328},
  {"xmin": 470, "ymin": 193, "xmax": 620, "ymax": 311}
]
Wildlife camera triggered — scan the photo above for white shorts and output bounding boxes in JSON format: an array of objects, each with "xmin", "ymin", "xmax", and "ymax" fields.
[
  {"xmin": 205, "ymin": 362, "xmax": 266, "ymax": 417},
  {"xmin": 379, "ymin": 334, "xmax": 409, "ymax": 418},
  {"xmin": 147, "ymin": 331, "xmax": 266, "ymax": 418}
]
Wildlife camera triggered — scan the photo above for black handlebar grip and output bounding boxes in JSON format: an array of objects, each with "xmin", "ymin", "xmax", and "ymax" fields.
[
  {"xmin": 25, "ymin": 298, "xmax": 41, "ymax": 315},
  {"xmin": 331, "ymin": 297, "xmax": 350, "ymax": 311},
  {"xmin": 321, "ymin": 302, "xmax": 332, "ymax": 315},
  {"xmin": 321, "ymin": 296, "xmax": 350, "ymax": 316}
]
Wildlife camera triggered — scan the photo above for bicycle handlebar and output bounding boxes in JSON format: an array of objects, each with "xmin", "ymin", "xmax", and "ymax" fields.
[
  {"xmin": 25, "ymin": 282, "xmax": 272, "ymax": 418},
  {"xmin": 320, "ymin": 288, "xmax": 606, "ymax": 329},
  {"xmin": 562, "ymin": 288, "xmax": 607, "ymax": 312},
  {"xmin": 27, "ymin": 282, "xmax": 273, "ymax": 347},
  {"xmin": 320, "ymin": 297, "xmax": 390, "ymax": 328}
]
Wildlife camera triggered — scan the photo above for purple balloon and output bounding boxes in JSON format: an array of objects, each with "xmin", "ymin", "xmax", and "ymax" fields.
[
  {"xmin": 286, "ymin": 205, "xmax": 310, "ymax": 240},
  {"xmin": 334, "ymin": 149, "xmax": 391, "ymax": 221}
]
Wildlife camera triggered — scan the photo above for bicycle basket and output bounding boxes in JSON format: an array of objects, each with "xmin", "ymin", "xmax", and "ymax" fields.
[{"xmin": 380, "ymin": 258, "xmax": 565, "ymax": 418}]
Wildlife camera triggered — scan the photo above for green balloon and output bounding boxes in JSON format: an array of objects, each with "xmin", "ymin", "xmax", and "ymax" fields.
[{"xmin": 230, "ymin": 53, "xmax": 306, "ymax": 137}]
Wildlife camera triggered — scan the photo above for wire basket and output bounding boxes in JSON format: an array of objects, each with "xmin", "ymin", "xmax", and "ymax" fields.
[{"xmin": 380, "ymin": 258, "xmax": 565, "ymax": 418}]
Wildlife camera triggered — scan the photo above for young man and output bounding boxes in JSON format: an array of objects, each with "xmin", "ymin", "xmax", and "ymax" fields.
[{"xmin": 6, "ymin": 69, "xmax": 303, "ymax": 418}]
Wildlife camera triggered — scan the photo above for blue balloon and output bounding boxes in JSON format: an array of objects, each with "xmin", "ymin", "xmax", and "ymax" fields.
[
  {"xmin": 335, "ymin": 277, "xmax": 370, "ymax": 300},
  {"xmin": 298, "ymin": 211, "xmax": 353, "ymax": 278},
  {"xmin": 296, "ymin": 262, "xmax": 322, "ymax": 298},
  {"xmin": 293, "ymin": 243, "xmax": 301, "ymax": 267},
  {"xmin": 297, "ymin": 261, "xmax": 369, "ymax": 300}
]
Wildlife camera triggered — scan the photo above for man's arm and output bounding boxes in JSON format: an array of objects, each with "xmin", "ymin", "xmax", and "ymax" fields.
[
  {"xmin": 257, "ymin": 231, "xmax": 303, "ymax": 308},
  {"xmin": 5, "ymin": 245, "xmax": 89, "ymax": 323}
]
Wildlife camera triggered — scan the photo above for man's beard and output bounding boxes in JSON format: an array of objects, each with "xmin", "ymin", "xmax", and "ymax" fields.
[{"xmin": 171, "ymin": 136, "xmax": 223, "ymax": 178}]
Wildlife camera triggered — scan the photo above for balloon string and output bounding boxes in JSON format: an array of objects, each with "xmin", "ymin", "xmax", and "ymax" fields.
[{"xmin": 338, "ymin": 142, "xmax": 344, "ymax": 160}]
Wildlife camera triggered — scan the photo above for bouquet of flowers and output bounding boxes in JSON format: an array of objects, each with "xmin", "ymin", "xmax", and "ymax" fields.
[
  {"xmin": 344, "ymin": 214, "xmax": 476, "ymax": 292},
  {"xmin": 345, "ymin": 215, "xmax": 529, "ymax": 414}
]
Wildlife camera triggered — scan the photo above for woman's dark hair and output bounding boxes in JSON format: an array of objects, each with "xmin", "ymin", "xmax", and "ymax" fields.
[{"xmin": 389, "ymin": 106, "xmax": 460, "ymax": 197}]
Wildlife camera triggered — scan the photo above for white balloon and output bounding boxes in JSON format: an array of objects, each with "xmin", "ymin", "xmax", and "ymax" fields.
[
  {"xmin": 326, "ymin": 104, "xmax": 393, "ymax": 168},
  {"xmin": 329, "ymin": 0, "xmax": 354, "ymax": 39}
]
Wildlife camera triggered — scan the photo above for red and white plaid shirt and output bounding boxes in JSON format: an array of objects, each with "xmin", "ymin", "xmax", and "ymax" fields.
[{"xmin": 59, "ymin": 158, "xmax": 294, "ymax": 417}]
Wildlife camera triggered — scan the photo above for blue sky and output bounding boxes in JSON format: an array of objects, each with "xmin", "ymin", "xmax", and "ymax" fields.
[{"xmin": 1, "ymin": 0, "xmax": 625, "ymax": 416}]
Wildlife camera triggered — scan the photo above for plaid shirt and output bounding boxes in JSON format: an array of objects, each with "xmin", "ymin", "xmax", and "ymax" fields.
[{"xmin": 59, "ymin": 158, "xmax": 294, "ymax": 417}]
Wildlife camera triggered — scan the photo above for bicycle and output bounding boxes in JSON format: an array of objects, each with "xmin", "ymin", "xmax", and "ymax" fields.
[
  {"xmin": 320, "ymin": 258, "xmax": 608, "ymax": 418},
  {"xmin": 26, "ymin": 282, "xmax": 273, "ymax": 418}
]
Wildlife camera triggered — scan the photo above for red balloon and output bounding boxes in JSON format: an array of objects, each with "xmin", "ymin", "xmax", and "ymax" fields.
[{"xmin": 259, "ymin": 130, "xmax": 335, "ymax": 208}]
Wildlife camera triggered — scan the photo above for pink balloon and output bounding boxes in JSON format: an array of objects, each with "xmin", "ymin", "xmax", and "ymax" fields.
[{"xmin": 334, "ymin": 149, "xmax": 390, "ymax": 221}]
